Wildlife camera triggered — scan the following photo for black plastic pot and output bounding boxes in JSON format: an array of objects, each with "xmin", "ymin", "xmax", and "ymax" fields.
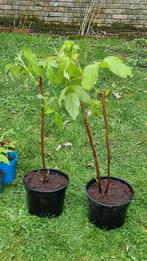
[
  {"xmin": 85, "ymin": 177, "xmax": 134, "ymax": 230},
  {"xmin": 23, "ymin": 169, "xmax": 69, "ymax": 217}
]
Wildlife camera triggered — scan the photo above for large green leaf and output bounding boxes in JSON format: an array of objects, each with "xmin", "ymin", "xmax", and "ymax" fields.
[
  {"xmin": 5, "ymin": 64, "xmax": 21, "ymax": 79},
  {"xmin": 101, "ymin": 56, "xmax": 132, "ymax": 78},
  {"xmin": 58, "ymin": 87, "xmax": 68, "ymax": 106},
  {"xmin": 65, "ymin": 93, "xmax": 80, "ymax": 120},
  {"xmin": 31, "ymin": 62, "xmax": 43, "ymax": 77},
  {"xmin": 71, "ymin": 85, "xmax": 90, "ymax": 103},
  {"xmin": 0, "ymin": 154, "xmax": 9, "ymax": 164},
  {"xmin": 82, "ymin": 63, "xmax": 99, "ymax": 90},
  {"xmin": 46, "ymin": 65, "xmax": 54, "ymax": 82},
  {"xmin": 54, "ymin": 112, "xmax": 62, "ymax": 129},
  {"xmin": 53, "ymin": 57, "xmax": 69, "ymax": 84},
  {"xmin": 23, "ymin": 48, "xmax": 36, "ymax": 62},
  {"xmin": 66, "ymin": 61, "xmax": 82, "ymax": 78},
  {"xmin": 0, "ymin": 147, "xmax": 9, "ymax": 153},
  {"xmin": 46, "ymin": 60, "xmax": 58, "ymax": 82}
]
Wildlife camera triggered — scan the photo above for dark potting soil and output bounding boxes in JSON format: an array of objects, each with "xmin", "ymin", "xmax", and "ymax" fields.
[
  {"xmin": 87, "ymin": 179, "xmax": 133, "ymax": 205},
  {"xmin": 24, "ymin": 171, "xmax": 68, "ymax": 192}
]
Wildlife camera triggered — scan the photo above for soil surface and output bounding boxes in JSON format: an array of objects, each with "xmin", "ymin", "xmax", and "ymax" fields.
[
  {"xmin": 24, "ymin": 170, "xmax": 68, "ymax": 192},
  {"xmin": 87, "ymin": 178, "xmax": 133, "ymax": 205}
]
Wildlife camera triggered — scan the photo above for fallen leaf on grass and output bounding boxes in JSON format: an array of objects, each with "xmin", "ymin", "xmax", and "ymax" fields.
[
  {"xmin": 56, "ymin": 142, "xmax": 73, "ymax": 151},
  {"xmin": 124, "ymin": 244, "xmax": 129, "ymax": 253},
  {"xmin": 47, "ymin": 153, "xmax": 53, "ymax": 160},
  {"xmin": 63, "ymin": 142, "xmax": 72, "ymax": 148},
  {"xmin": 9, "ymin": 109, "xmax": 17, "ymax": 114},
  {"xmin": 112, "ymin": 91, "xmax": 122, "ymax": 99},
  {"xmin": 85, "ymin": 163, "xmax": 95, "ymax": 168},
  {"xmin": 56, "ymin": 144, "xmax": 62, "ymax": 151},
  {"xmin": 139, "ymin": 62, "xmax": 147, "ymax": 68},
  {"xmin": 144, "ymin": 227, "xmax": 147, "ymax": 232},
  {"xmin": 63, "ymin": 120, "xmax": 71, "ymax": 127}
]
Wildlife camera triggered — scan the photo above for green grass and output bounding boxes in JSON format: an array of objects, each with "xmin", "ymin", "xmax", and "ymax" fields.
[{"xmin": 0, "ymin": 33, "xmax": 147, "ymax": 261}]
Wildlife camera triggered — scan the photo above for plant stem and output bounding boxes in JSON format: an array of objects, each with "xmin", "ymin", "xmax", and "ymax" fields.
[
  {"xmin": 80, "ymin": 101, "xmax": 101, "ymax": 192},
  {"xmin": 39, "ymin": 77, "xmax": 47, "ymax": 180},
  {"xmin": 101, "ymin": 92, "xmax": 110, "ymax": 193}
]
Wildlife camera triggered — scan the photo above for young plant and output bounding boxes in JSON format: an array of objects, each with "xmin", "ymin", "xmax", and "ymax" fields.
[
  {"xmin": 5, "ymin": 48, "xmax": 60, "ymax": 182},
  {"xmin": 0, "ymin": 137, "xmax": 15, "ymax": 164},
  {"xmin": 55, "ymin": 41, "xmax": 132, "ymax": 193}
]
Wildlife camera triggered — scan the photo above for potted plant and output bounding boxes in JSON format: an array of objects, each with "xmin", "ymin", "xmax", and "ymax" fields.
[
  {"xmin": 56, "ymin": 41, "xmax": 134, "ymax": 229},
  {"xmin": 5, "ymin": 48, "xmax": 69, "ymax": 217},
  {"xmin": 0, "ymin": 138, "xmax": 18, "ymax": 185}
]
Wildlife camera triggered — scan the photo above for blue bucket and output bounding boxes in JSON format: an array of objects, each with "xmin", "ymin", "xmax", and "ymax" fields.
[
  {"xmin": 0, "ymin": 152, "xmax": 18, "ymax": 185},
  {"xmin": 0, "ymin": 170, "xmax": 3, "ymax": 192}
]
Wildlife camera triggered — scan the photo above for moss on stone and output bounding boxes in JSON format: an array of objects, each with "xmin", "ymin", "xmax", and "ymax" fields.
[{"xmin": 0, "ymin": 16, "xmax": 146, "ymax": 34}]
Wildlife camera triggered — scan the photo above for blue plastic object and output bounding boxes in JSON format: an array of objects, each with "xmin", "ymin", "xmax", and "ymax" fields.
[
  {"xmin": 0, "ymin": 170, "xmax": 3, "ymax": 192},
  {"xmin": 0, "ymin": 152, "xmax": 18, "ymax": 185}
]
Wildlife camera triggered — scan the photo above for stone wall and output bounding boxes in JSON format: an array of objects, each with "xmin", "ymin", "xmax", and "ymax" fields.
[{"xmin": 0, "ymin": 0, "xmax": 147, "ymax": 32}]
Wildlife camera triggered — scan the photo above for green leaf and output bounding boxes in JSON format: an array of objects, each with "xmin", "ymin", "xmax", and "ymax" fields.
[
  {"xmin": 82, "ymin": 63, "xmax": 99, "ymax": 90},
  {"xmin": 23, "ymin": 48, "xmax": 36, "ymax": 62},
  {"xmin": 0, "ymin": 154, "xmax": 10, "ymax": 164},
  {"xmin": 5, "ymin": 64, "xmax": 21, "ymax": 79},
  {"xmin": 54, "ymin": 112, "xmax": 62, "ymax": 128},
  {"xmin": 53, "ymin": 57, "xmax": 69, "ymax": 84},
  {"xmin": 48, "ymin": 60, "xmax": 58, "ymax": 69},
  {"xmin": 59, "ymin": 86, "xmax": 69, "ymax": 106},
  {"xmin": 66, "ymin": 61, "xmax": 82, "ymax": 79},
  {"xmin": 60, "ymin": 41, "xmax": 80, "ymax": 61},
  {"xmin": 44, "ymin": 107, "xmax": 55, "ymax": 115},
  {"xmin": 104, "ymin": 89, "xmax": 110, "ymax": 97},
  {"xmin": 89, "ymin": 99, "xmax": 102, "ymax": 117},
  {"xmin": 65, "ymin": 93, "xmax": 80, "ymax": 120},
  {"xmin": 5, "ymin": 64, "xmax": 15, "ymax": 74},
  {"xmin": 31, "ymin": 62, "xmax": 43, "ymax": 77},
  {"xmin": 101, "ymin": 56, "xmax": 132, "ymax": 78},
  {"xmin": 63, "ymin": 70, "xmax": 70, "ymax": 80},
  {"xmin": 46, "ymin": 65, "xmax": 54, "ymax": 82},
  {"xmin": 60, "ymin": 41, "xmax": 74, "ymax": 58},
  {"xmin": 71, "ymin": 85, "xmax": 90, "ymax": 103},
  {"xmin": 44, "ymin": 58, "xmax": 58, "ymax": 69},
  {"xmin": 0, "ymin": 147, "xmax": 9, "ymax": 153},
  {"xmin": 58, "ymin": 86, "xmax": 73, "ymax": 106}
]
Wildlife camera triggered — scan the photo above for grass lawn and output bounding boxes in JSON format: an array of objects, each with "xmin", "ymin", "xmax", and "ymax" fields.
[{"xmin": 0, "ymin": 33, "xmax": 147, "ymax": 261}]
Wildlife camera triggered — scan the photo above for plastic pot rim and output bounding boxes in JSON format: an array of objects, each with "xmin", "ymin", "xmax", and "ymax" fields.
[
  {"xmin": 23, "ymin": 168, "xmax": 69, "ymax": 193},
  {"xmin": 0, "ymin": 152, "xmax": 18, "ymax": 165},
  {"xmin": 85, "ymin": 176, "xmax": 134, "ymax": 208},
  {"xmin": 8, "ymin": 151, "xmax": 19, "ymax": 162}
]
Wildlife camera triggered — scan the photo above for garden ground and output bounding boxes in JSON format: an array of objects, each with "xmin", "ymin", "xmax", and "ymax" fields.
[{"xmin": 0, "ymin": 33, "xmax": 147, "ymax": 261}]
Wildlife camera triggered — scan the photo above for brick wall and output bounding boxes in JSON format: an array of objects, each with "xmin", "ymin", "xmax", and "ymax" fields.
[{"xmin": 0, "ymin": 0, "xmax": 147, "ymax": 32}]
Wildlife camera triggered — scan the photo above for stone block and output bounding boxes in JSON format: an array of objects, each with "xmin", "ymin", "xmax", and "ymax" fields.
[
  {"xmin": 112, "ymin": 14, "xmax": 128, "ymax": 20},
  {"xmin": 0, "ymin": 0, "xmax": 146, "ymax": 30}
]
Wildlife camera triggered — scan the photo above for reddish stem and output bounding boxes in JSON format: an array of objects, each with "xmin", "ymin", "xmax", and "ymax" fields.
[
  {"xmin": 101, "ymin": 93, "xmax": 110, "ymax": 193},
  {"xmin": 39, "ymin": 77, "xmax": 47, "ymax": 180},
  {"xmin": 81, "ymin": 101, "xmax": 101, "ymax": 193}
]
